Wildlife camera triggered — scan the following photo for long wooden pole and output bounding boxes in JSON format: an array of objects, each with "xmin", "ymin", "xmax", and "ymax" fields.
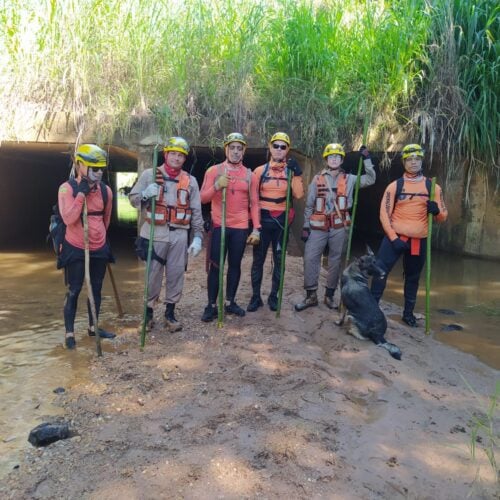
[
  {"xmin": 140, "ymin": 146, "xmax": 158, "ymax": 350},
  {"xmin": 217, "ymin": 187, "xmax": 227, "ymax": 328},
  {"xmin": 425, "ymin": 177, "xmax": 437, "ymax": 335},
  {"xmin": 106, "ymin": 264, "xmax": 123, "ymax": 317},
  {"xmin": 83, "ymin": 200, "xmax": 102, "ymax": 357},
  {"xmin": 276, "ymin": 168, "xmax": 293, "ymax": 318}
]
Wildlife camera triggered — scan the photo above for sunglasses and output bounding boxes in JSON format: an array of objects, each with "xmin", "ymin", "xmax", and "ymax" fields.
[{"xmin": 272, "ymin": 144, "xmax": 288, "ymax": 150}]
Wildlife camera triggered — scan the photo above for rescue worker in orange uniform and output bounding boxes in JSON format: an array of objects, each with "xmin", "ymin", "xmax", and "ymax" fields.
[
  {"xmin": 295, "ymin": 143, "xmax": 375, "ymax": 311},
  {"xmin": 129, "ymin": 137, "xmax": 204, "ymax": 332},
  {"xmin": 57, "ymin": 144, "xmax": 116, "ymax": 349},
  {"xmin": 370, "ymin": 144, "xmax": 448, "ymax": 326},
  {"xmin": 200, "ymin": 133, "xmax": 261, "ymax": 321},
  {"xmin": 247, "ymin": 132, "xmax": 304, "ymax": 312}
]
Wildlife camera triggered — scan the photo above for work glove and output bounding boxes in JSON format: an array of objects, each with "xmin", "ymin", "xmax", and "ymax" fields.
[
  {"xmin": 246, "ymin": 229, "xmax": 261, "ymax": 246},
  {"xmin": 301, "ymin": 227, "xmax": 311, "ymax": 243},
  {"xmin": 141, "ymin": 183, "xmax": 160, "ymax": 201},
  {"xmin": 215, "ymin": 174, "xmax": 229, "ymax": 191},
  {"xmin": 359, "ymin": 145, "xmax": 371, "ymax": 160},
  {"xmin": 287, "ymin": 157, "xmax": 302, "ymax": 176},
  {"xmin": 427, "ymin": 200, "xmax": 440, "ymax": 216},
  {"xmin": 187, "ymin": 236, "xmax": 202, "ymax": 257},
  {"xmin": 76, "ymin": 178, "xmax": 91, "ymax": 196},
  {"xmin": 391, "ymin": 237, "xmax": 408, "ymax": 253}
]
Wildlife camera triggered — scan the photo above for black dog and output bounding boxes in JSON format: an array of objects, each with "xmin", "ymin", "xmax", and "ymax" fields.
[{"xmin": 336, "ymin": 248, "xmax": 402, "ymax": 360}]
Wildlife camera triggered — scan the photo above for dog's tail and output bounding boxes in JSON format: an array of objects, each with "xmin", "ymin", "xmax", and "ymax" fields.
[{"xmin": 377, "ymin": 342, "xmax": 402, "ymax": 360}]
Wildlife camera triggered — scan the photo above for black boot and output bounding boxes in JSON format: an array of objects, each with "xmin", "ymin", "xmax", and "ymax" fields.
[
  {"xmin": 201, "ymin": 304, "xmax": 218, "ymax": 322},
  {"xmin": 88, "ymin": 327, "xmax": 116, "ymax": 339},
  {"xmin": 225, "ymin": 301, "xmax": 246, "ymax": 316},
  {"xmin": 295, "ymin": 290, "xmax": 318, "ymax": 312},
  {"xmin": 402, "ymin": 312, "xmax": 418, "ymax": 327},
  {"xmin": 247, "ymin": 295, "xmax": 264, "ymax": 312},
  {"xmin": 324, "ymin": 287, "xmax": 336, "ymax": 309},
  {"xmin": 165, "ymin": 303, "xmax": 182, "ymax": 332},
  {"xmin": 268, "ymin": 293, "xmax": 279, "ymax": 312},
  {"xmin": 145, "ymin": 306, "xmax": 154, "ymax": 329}
]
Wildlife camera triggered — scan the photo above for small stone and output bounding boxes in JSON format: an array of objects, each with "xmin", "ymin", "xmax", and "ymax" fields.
[{"xmin": 53, "ymin": 387, "xmax": 66, "ymax": 394}]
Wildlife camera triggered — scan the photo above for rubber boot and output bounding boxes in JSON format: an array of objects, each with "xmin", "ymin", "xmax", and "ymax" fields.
[
  {"xmin": 324, "ymin": 287, "xmax": 336, "ymax": 310},
  {"xmin": 165, "ymin": 303, "xmax": 182, "ymax": 332},
  {"xmin": 294, "ymin": 290, "xmax": 318, "ymax": 312},
  {"xmin": 145, "ymin": 306, "xmax": 154, "ymax": 330},
  {"xmin": 402, "ymin": 299, "xmax": 418, "ymax": 327}
]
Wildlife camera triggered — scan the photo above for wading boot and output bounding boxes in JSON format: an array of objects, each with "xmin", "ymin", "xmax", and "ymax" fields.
[
  {"xmin": 88, "ymin": 327, "xmax": 116, "ymax": 339},
  {"xmin": 145, "ymin": 306, "xmax": 154, "ymax": 330},
  {"xmin": 402, "ymin": 312, "xmax": 418, "ymax": 327},
  {"xmin": 294, "ymin": 290, "xmax": 318, "ymax": 312},
  {"xmin": 65, "ymin": 335, "xmax": 76, "ymax": 349},
  {"xmin": 267, "ymin": 293, "xmax": 278, "ymax": 312},
  {"xmin": 247, "ymin": 295, "xmax": 264, "ymax": 312},
  {"xmin": 165, "ymin": 303, "xmax": 182, "ymax": 332},
  {"xmin": 324, "ymin": 287, "xmax": 336, "ymax": 310},
  {"xmin": 201, "ymin": 304, "xmax": 218, "ymax": 322},
  {"xmin": 225, "ymin": 301, "xmax": 246, "ymax": 317}
]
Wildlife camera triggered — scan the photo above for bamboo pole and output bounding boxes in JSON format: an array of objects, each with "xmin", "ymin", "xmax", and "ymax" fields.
[
  {"xmin": 425, "ymin": 177, "xmax": 437, "ymax": 335},
  {"xmin": 140, "ymin": 146, "xmax": 159, "ymax": 350},
  {"xmin": 217, "ymin": 187, "xmax": 227, "ymax": 328},
  {"xmin": 83, "ymin": 199, "xmax": 102, "ymax": 357},
  {"xmin": 276, "ymin": 168, "xmax": 293, "ymax": 318}
]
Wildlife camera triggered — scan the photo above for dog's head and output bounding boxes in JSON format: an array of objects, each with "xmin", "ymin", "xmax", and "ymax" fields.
[{"xmin": 357, "ymin": 253, "xmax": 386, "ymax": 280}]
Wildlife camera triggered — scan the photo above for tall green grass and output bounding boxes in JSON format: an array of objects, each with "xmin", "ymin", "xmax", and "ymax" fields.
[{"xmin": 0, "ymin": 0, "xmax": 497, "ymax": 176}]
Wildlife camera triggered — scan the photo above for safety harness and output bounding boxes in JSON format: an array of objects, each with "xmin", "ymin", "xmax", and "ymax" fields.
[
  {"xmin": 146, "ymin": 170, "xmax": 192, "ymax": 226},
  {"xmin": 310, "ymin": 172, "xmax": 351, "ymax": 230}
]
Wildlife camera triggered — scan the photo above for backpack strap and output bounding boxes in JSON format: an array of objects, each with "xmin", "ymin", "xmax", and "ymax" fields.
[{"xmin": 394, "ymin": 176, "xmax": 431, "ymax": 204}]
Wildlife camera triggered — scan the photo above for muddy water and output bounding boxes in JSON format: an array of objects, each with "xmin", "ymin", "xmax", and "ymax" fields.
[{"xmin": 0, "ymin": 245, "xmax": 498, "ymax": 478}]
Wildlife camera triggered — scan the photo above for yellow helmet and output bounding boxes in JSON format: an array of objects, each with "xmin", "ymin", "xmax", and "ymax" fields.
[
  {"xmin": 224, "ymin": 132, "xmax": 247, "ymax": 147},
  {"xmin": 75, "ymin": 144, "xmax": 107, "ymax": 167},
  {"xmin": 164, "ymin": 137, "xmax": 189, "ymax": 156},
  {"xmin": 402, "ymin": 144, "xmax": 424, "ymax": 160},
  {"xmin": 270, "ymin": 132, "xmax": 290, "ymax": 146},
  {"xmin": 322, "ymin": 143, "xmax": 345, "ymax": 158}
]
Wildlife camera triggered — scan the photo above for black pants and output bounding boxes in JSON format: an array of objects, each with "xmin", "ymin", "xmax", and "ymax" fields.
[
  {"xmin": 370, "ymin": 236, "xmax": 426, "ymax": 315},
  {"xmin": 250, "ymin": 217, "xmax": 288, "ymax": 299},
  {"xmin": 63, "ymin": 258, "xmax": 107, "ymax": 333},
  {"xmin": 207, "ymin": 227, "xmax": 248, "ymax": 304}
]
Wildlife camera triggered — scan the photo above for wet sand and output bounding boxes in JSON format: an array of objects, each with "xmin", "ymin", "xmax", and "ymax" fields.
[{"xmin": 1, "ymin": 251, "xmax": 498, "ymax": 499}]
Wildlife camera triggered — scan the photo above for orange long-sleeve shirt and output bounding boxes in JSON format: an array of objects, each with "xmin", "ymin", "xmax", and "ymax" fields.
[
  {"xmin": 254, "ymin": 163, "xmax": 304, "ymax": 212},
  {"xmin": 58, "ymin": 180, "xmax": 112, "ymax": 251},
  {"xmin": 380, "ymin": 175, "xmax": 447, "ymax": 240},
  {"xmin": 200, "ymin": 162, "xmax": 260, "ymax": 229}
]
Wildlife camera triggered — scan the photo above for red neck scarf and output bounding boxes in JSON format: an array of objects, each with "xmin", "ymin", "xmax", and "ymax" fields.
[{"xmin": 164, "ymin": 163, "xmax": 181, "ymax": 179}]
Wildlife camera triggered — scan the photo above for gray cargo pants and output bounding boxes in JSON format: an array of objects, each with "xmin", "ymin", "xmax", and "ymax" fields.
[
  {"xmin": 303, "ymin": 227, "xmax": 347, "ymax": 291},
  {"xmin": 147, "ymin": 229, "xmax": 188, "ymax": 307}
]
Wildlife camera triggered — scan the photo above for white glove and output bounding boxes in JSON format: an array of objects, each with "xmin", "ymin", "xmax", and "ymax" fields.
[
  {"xmin": 187, "ymin": 236, "xmax": 202, "ymax": 257},
  {"xmin": 141, "ymin": 183, "xmax": 160, "ymax": 201}
]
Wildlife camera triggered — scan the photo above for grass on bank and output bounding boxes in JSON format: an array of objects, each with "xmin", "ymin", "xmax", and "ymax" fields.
[{"xmin": 0, "ymin": 0, "xmax": 498, "ymax": 184}]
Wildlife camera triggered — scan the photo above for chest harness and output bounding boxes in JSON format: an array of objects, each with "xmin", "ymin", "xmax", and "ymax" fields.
[
  {"xmin": 310, "ymin": 172, "xmax": 351, "ymax": 230},
  {"xmin": 146, "ymin": 170, "xmax": 192, "ymax": 226}
]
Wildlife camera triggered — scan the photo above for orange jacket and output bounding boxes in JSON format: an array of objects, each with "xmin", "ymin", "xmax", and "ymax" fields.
[
  {"xmin": 58, "ymin": 180, "xmax": 112, "ymax": 251},
  {"xmin": 254, "ymin": 163, "xmax": 304, "ymax": 212},
  {"xmin": 200, "ymin": 162, "xmax": 260, "ymax": 229},
  {"xmin": 380, "ymin": 175, "xmax": 447, "ymax": 240}
]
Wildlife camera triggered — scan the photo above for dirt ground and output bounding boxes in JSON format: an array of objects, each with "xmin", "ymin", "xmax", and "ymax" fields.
[{"xmin": 2, "ymin": 252, "xmax": 498, "ymax": 500}]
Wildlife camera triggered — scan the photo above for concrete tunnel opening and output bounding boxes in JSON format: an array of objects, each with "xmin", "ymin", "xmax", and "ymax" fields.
[{"xmin": 0, "ymin": 141, "xmax": 394, "ymax": 252}]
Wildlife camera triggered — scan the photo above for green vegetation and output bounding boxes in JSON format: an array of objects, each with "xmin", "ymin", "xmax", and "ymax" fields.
[{"xmin": 0, "ymin": 0, "xmax": 498, "ymax": 176}]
